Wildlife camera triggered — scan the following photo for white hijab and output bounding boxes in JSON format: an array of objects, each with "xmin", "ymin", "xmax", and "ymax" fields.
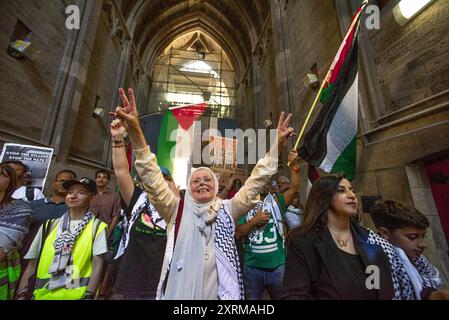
[
  {"xmin": 185, "ymin": 167, "xmax": 220, "ymax": 220},
  {"xmin": 164, "ymin": 167, "xmax": 219, "ymax": 300}
]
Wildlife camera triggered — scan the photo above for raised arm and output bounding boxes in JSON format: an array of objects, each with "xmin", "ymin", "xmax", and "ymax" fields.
[
  {"xmin": 229, "ymin": 112, "xmax": 294, "ymax": 220},
  {"xmin": 113, "ymin": 88, "xmax": 178, "ymax": 222},
  {"xmin": 110, "ymin": 119, "xmax": 134, "ymax": 206},
  {"xmin": 114, "ymin": 88, "xmax": 148, "ymax": 151}
]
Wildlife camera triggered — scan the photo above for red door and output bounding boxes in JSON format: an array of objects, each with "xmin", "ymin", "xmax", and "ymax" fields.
[{"xmin": 425, "ymin": 156, "xmax": 449, "ymax": 247}]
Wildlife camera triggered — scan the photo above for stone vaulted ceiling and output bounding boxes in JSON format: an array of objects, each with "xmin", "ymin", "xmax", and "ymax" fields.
[{"xmin": 119, "ymin": 0, "xmax": 270, "ymax": 78}]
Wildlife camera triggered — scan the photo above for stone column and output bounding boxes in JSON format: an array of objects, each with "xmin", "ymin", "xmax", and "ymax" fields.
[
  {"xmin": 269, "ymin": 0, "xmax": 294, "ymax": 119},
  {"xmin": 46, "ymin": 0, "xmax": 105, "ymax": 161},
  {"xmin": 102, "ymin": 37, "xmax": 133, "ymax": 167},
  {"xmin": 41, "ymin": 0, "xmax": 88, "ymax": 146},
  {"xmin": 269, "ymin": 1, "xmax": 296, "ymax": 171}
]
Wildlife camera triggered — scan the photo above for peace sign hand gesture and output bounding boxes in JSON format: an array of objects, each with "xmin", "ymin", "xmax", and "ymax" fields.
[
  {"xmin": 111, "ymin": 88, "xmax": 141, "ymax": 132},
  {"xmin": 276, "ymin": 112, "xmax": 295, "ymax": 148}
]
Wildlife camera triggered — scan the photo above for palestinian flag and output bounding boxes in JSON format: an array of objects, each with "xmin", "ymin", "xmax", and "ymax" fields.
[
  {"xmin": 156, "ymin": 103, "xmax": 207, "ymax": 189},
  {"xmin": 140, "ymin": 107, "xmax": 239, "ymax": 189},
  {"xmin": 299, "ymin": 2, "xmax": 367, "ymax": 181}
]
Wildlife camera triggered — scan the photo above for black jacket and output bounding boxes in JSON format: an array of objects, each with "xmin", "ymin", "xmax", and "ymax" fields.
[{"xmin": 282, "ymin": 223, "xmax": 394, "ymax": 300}]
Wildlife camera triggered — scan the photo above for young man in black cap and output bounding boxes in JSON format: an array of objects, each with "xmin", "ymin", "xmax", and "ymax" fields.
[{"xmin": 17, "ymin": 177, "xmax": 108, "ymax": 300}]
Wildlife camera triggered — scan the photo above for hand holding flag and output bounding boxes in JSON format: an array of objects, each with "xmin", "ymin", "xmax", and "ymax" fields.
[
  {"xmin": 288, "ymin": 149, "xmax": 300, "ymax": 172},
  {"xmin": 289, "ymin": 1, "xmax": 368, "ymax": 180}
]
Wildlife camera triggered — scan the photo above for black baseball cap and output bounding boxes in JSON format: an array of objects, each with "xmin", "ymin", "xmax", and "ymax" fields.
[{"xmin": 63, "ymin": 177, "xmax": 97, "ymax": 194}]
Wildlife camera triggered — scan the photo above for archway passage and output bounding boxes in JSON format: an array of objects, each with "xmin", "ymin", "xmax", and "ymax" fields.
[
  {"xmin": 150, "ymin": 31, "xmax": 236, "ymax": 118},
  {"xmin": 118, "ymin": 0, "xmax": 270, "ymax": 118}
]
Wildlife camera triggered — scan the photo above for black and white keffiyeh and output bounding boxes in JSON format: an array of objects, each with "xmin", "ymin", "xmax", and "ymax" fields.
[
  {"xmin": 0, "ymin": 199, "xmax": 32, "ymax": 251},
  {"xmin": 367, "ymin": 230, "xmax": 441, "ymax": 300},
  {"xmin": 414, "ymin": 255, "xmax": 442, "ymax": 290},
  {"xmin": 115, "ymin": 191, "xmax": 166, "ymax": 259},
  {"xmin": 246, "ymin": 201, "xmax": 264, "ymax": 244},
  {"xmin": 215, "ymin": 204, "xmax": 244, "ymax": 300},
  {"xmin": 48, "ymin": 211, "xmax": 94, "ymax": 277},
  {"xmin": 246, "ymin": 194, "xmax": 284, "ymax": 245}
]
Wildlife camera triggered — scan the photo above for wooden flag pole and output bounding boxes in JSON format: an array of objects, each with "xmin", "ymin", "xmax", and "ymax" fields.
[
  {"xmin": 287, "ymin": 70, "xmax": 331, "ymax": 167},
  {"xmin": 293, "ymin": 70, "xmax": 331, "ymax": 152},
  {"xmin": 288, "ymin": 0, "xmax": 367, "ymax": 166}
]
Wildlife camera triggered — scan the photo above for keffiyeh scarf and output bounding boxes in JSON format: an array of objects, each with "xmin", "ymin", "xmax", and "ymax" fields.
[
  {"xmin": 215, "ymin": 204, "xmax": 244, "ymax": 300},
  {"xmin": 0, "ymin": 200, "xmax": 32, "ymax": 251},
  {"xmin": 47, "ymin": 211, "xmax": 94, "ymax": 289},
  {"xmin": 246, "ymin": 194, "xmax": 284, "ymax": 245},
  {"xmin": 367, "ymin": 230, "xmax": 441, "ymax": 300},
  {"xmin": 115, "ymin": 191, "xmax": 166, "ymax": 259}
]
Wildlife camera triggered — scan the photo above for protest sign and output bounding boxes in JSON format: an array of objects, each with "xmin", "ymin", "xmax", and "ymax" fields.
[
  {"xmin": 209, "ymin": 136, "xmax": 238, "ymax": 170},
  {"xmin": 0, "ymin": 143, "xmax": 54, "ymax": 189}
]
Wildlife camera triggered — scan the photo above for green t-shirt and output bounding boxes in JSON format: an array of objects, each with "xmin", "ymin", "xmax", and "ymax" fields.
[{"xmin": 239, "ymin": 193, "xmax": 288, "ymax": 269}]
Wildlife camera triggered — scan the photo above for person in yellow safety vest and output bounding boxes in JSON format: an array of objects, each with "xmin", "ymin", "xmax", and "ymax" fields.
[{"xmin": 16, "ymin": 177, "xmax": 108, "ymax": 300}]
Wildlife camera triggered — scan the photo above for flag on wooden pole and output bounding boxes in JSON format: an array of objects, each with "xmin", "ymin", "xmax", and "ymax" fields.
[{"xmin": 298, "ymin": 2, "xmax": 367, "ymax": 180}]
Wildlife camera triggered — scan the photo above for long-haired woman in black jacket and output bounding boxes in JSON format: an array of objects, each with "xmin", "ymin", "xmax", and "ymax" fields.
[{"xmin": 282, "ymin": 174, "xmax": 394, "ymax": 300}]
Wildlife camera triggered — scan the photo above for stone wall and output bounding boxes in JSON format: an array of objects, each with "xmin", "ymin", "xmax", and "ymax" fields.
[
  {"xmin": 259, "ymin": 0, "xmax": 449, "ymax": 286},
  {"xmin": 70, "ymin": 10, "xmax": 122, "ymax": 164},
  {"xmin": 356, "ymin": 1, "xmax": 449, "ymax": 286},
  {"xmin": 282, "ymin": 0, "xmax": 341, "ymax": 127},
  {"xmin": 0, "ymin": 0, "xmax": 142, "ymax": 194},
  {"xmin": 0, "ymin": 0, "xmax": 68, "ymax": 142},
  {"xmin": 256, "ymin": 37, "xmax": 281, "ymax": 133},
  {"xmin": 368, "ymin": 0, "xmax": 449, "ymax": 114}
]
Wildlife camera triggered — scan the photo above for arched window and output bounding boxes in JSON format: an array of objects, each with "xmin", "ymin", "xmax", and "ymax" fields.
[{"xmin": 150, "ymin": 32, "xmax": 235, "ymax": 118}]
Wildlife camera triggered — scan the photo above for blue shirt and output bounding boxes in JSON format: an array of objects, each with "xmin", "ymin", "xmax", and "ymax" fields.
[{"xmin": 30, "ymin": 197, "xmax": 68, "ymax": 225}]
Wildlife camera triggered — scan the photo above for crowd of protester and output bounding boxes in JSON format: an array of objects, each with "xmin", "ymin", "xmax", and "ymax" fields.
[{"xmin": 1, "ymin": 88, "xmax": 447, "ymax": 300}]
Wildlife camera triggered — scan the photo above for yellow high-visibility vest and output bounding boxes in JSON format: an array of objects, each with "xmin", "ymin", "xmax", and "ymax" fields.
[{"xmin": 33, "ymin": 217, "xmax": 107, "ymax": 300}]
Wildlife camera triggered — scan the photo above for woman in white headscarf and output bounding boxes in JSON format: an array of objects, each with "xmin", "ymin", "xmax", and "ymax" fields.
[{"xmin": 113, "ymin": 88, "xmax": 294, "ymax": 300}]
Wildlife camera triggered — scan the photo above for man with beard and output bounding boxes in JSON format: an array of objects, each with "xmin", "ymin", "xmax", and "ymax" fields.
[{"xmin": 30, "ymin": 170, "xmax": 77, "ymax": 226}]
